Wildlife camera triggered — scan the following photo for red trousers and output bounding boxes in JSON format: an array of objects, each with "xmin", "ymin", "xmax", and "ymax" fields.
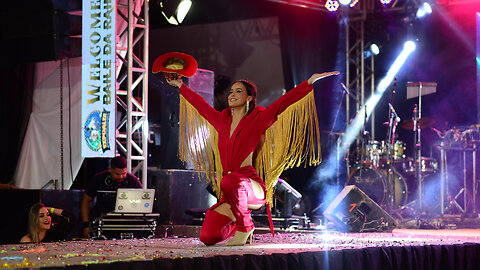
[{"xmin": 199, "ymin": 166, "xmax": 265, "ymax": 245}]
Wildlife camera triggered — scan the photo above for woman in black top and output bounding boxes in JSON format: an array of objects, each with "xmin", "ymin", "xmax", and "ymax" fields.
[{"xmin": 20, "ymin": 202, "xmax": 75, "ymax": 243}]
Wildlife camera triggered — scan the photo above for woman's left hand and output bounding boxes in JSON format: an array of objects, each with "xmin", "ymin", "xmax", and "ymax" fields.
[
  {"xmin": 46, "ymin": 207, "xmax": 63, "ymax": 216},
  {"xmin": 308, "ymin": 71, "xmax": 340, "ymax": 85}
]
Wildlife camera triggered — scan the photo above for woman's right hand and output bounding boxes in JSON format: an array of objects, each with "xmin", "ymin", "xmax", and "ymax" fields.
[
  {"xmin": 164, "ymin": 72, "xmax": 183, "ymax": 88},
  {"xmin": 308, "ymin": 71, "xmax": 340, "ymax": 85}
]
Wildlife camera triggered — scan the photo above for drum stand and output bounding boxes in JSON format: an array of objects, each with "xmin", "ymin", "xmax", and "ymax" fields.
[
  {"xmin": 438, "ymin": 140, "xmax": 478, "ymax": 216},
  {"xmin": 413, "ymin": 103, "xmax": 424, "ymax": 212}
]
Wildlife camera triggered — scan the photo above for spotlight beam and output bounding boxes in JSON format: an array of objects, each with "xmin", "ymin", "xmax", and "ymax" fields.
[
  {"xmin": 342, "ymin": 41, "xmax": 416, "ymax": 154},
  {"xmin": 309, "ymin": 41, "xmax": 416, "ymax": 185}
]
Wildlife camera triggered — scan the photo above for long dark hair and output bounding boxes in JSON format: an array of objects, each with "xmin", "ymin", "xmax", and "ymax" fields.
[
  {"xmin": 234, "ymin": 80, "xmax": 257, "ymax": 115},
  {"xmin": 27, "ymin": 202, "xmax": 46, "ymax": 243}
]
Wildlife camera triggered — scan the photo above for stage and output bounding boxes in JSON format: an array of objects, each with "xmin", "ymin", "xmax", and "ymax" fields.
[{"xmin": 2, "ymin": 228, "xmax": 480, "ymax": 269}]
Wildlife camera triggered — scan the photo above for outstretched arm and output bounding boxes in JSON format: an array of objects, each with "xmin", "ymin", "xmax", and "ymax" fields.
[{"xmin": 260, "ymin": 71, "xmax": 340, "ymax": 126}]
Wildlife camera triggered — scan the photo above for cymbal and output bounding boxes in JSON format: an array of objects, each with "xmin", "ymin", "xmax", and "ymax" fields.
[{"xmin": 401, "ymin": 118, "xmax": 435, "ymax": 130}]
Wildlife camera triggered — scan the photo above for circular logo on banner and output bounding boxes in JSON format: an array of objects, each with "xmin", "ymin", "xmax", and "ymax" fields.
[{"xmin": 84, "ymin": 109, "xmax": 111, "ymax": 154}]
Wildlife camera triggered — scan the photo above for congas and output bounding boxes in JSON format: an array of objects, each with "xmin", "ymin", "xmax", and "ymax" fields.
[
  {"xmin": 346, "ymin": 167, "xmax": 407, "ymax": 208},
  {"xmin": 402, "ymin": 157, "xmax": 438, "ymax": 175}
]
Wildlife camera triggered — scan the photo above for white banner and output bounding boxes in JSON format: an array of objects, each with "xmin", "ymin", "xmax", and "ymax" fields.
[{"xmin": 81, "ymin": 0, "xmax": 116, "ymax": 157}]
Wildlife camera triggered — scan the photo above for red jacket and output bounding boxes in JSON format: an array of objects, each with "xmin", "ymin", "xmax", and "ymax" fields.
[{"xmin": 179, "ymin": 80, "xmax": 313, "ymax": 177}]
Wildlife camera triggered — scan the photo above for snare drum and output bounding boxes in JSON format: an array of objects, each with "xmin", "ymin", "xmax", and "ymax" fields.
[
  {"xmin": 402, "ymin": 157, "xmax": 438, "ymax": 175},
  {"xmin": 346, "ymin": 167, "xmax": 407, "ymax": 208}
]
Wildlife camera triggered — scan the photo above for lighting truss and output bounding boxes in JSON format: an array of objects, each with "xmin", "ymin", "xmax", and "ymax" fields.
[{"xmin": 116, "ymin": 0, "xmax": 150, "ymax": 187}]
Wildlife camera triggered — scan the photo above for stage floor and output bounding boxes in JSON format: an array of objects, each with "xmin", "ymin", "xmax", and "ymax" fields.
[{"xmin": 2, "ymin": 228, "xmax": 480, "ymax": 269}]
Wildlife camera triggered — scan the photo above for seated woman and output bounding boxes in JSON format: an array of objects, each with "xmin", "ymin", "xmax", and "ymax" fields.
[{"xmin": 20, "ymin": 202, "xmax": 75, "ymax": 243}]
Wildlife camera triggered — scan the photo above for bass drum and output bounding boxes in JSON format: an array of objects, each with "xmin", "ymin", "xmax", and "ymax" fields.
[{"xmin": 346, "ymin": 168, "xmax": 407, "ymax": 208}]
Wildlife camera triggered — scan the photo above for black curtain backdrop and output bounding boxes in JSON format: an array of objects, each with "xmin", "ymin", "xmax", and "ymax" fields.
[
  {"xmin": 0, "ymin": 63, "xmax": 35, "ymax": 185},
  {"xmin": 277, "ymin": 7, "xmax": 341, "ymax": 209}
]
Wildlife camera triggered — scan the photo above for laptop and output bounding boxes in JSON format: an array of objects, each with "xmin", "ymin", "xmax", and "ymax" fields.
[{"xmin": 114, "ymin": 188, "xmax": 155, "ymax": 214}]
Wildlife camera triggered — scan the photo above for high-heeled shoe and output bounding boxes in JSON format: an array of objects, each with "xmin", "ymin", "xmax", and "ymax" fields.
[{"xmin": 226, "ymin": 228, "xmax": 254, "ymax": 246}]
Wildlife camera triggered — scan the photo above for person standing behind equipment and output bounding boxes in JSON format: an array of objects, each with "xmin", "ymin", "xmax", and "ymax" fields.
[{"xmin": 80, "ymin": 156, "xmax": 142, "ymax": 238}]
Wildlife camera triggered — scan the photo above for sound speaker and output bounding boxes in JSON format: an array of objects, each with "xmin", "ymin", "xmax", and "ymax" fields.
[
  {"xmin": 148, "ymin": 169, "xmax": 216, "ymax": 224},
  {"xmin": 323, "ymin": 185, "xmax": 396, "ymax": 232}
]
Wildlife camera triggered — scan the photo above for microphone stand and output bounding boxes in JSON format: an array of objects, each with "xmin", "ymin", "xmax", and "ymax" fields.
[
  {"xmin": 386, "ymin": 78, "xmax": 398, "ymax": 212},
  {"xmin": 359, "ymin": 105, "xmax": 368, "ymax": 179},
  {"xmin": 329, "ymin": 83, "xmax": 358, "ymax": 192},
  {"xmin": 328, "ymin": 85, "xmax": 348, "ymax": 193},
  {"xmin": 386, "ymin": 104, "xmax": 399, "ymax": 212}
]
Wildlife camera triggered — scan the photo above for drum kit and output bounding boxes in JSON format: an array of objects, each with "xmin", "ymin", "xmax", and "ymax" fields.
[
  {"xmin": 346, "ymin": 113, "xmax": 439, "ymax": 217},
  {"xmin": 328, "ymin": 82, "xmax": 479, "ymax": 220},
  {"xmin": 345, "ymin": 117, "xmax": 480, "ymax": 218}
]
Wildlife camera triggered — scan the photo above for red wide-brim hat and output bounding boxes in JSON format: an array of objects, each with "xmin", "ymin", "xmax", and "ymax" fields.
[{"xmin": 152, "ymin": 52, "xmax": 198, "ymax": 78}]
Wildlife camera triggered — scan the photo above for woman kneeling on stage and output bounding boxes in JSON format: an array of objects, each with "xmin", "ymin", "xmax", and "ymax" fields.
[{"xmin": 154, "ymin": 52, "xmax": 339, "ymax": 246}]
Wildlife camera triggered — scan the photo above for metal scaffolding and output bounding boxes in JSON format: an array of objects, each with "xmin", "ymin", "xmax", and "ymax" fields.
[{"xmin": 116, "ymin": 0, "xmax": 149, "ymax": 188}]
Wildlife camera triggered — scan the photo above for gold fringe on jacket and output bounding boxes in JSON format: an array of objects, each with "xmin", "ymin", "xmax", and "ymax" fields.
[
  {"xmin": 178, "ymin": 96, "xmax": 223, "ymax": 198},
  {"xmin": 255, "ymin": 91, "xmax": 322, "ymax": 206},
  {"xmin": 178, "ymin": 91, "xmax": 322, "ymax": 207}
]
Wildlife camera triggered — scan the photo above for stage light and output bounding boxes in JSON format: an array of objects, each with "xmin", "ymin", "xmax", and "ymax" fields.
[
  {"xmin": 349, "ymin": 0, "xmax": 359, "ymax": 7},
  {"xmin": 176, "ymin": 0, "xmax": 192, "ymax": 23},
  {"xmin": 325, "ymin": 0, "xmax": 340, "ymax": 12},
  {"xmin": 416, "ymin": 2, "xmax": 432, "ymax": 18},
  {"xmin": 339, "ymin": 0, "xmax": 352, "ymax": 5},
  {"xmin": 380, "ymin": 0, "xmax": 393, "ymax": 5},
  {"xmin": 274, "ymin": 179, "xmax": 303, "ymax": 217},
  {"xmin": 370, "ymin": 44, "xmax": 380, "ymax": 55},
  {"xmin": 160, "ymin": 0, "xmax": 192, "ymax": 25},
  {"xmin": 404, "ymin": 40, "xmax": 416, "ymax": 52}
]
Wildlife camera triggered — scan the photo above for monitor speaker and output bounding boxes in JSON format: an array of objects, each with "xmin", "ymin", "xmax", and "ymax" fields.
[{"xmin": 323, "ymin": 185, "xmax": 396, "ymax": 232}]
